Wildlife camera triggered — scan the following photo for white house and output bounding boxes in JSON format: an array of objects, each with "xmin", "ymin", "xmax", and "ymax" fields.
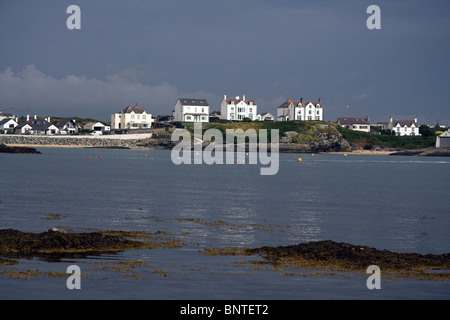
[
  {"xmin": 172, "ymin": 98, "xmax": 210, "ymax": 123},
  {"xmin": 83, "ymin": 122, "xmax": 107, "ymax": 132},
  {"xmin": 15, "ymin": 116, "xmax": 59, "ymax": 135},
  {"xmin": 276, "ymin": 98, "xmax": 323, "ymax": 121},
  {"xmin": 388, "ymin": 116, "xmax": 421, "ymax": 136},
  {"xmin": 0, "ymin": 118, "xmax": 18, "ymax": 132},
  {"xmin": 55, "ymin": 119, "xmax": 78, "ymax": 134},
  {"xmin": 220, "ymin": 95, "xmax": 257, "ymax": 121},
  {"xmin": 436, "ymin": 129, "xmax": 450, "ymax": 148},
  {"xmin": 337, "ymin": 116, "xmax": 370, "ymax": 132},
  {"xmin": 257, "ymin": 112, "xmax": 275, "ymax": 121},
  {"xmin": 111, "ymin": 105, "xmax": 154, "ymax": 130}
]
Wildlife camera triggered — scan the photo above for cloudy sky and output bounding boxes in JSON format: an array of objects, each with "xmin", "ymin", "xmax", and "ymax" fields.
[{"xmin": 0, "ymin": 0, "xmax": 449, "ymax": 124}]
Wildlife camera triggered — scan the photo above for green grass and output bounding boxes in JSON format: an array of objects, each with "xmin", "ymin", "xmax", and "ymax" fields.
[
  {"xmin": 336, "ymin": 126, "xmax": 436, "ymax": 149},
  {"xmin": 180, "ymin": 121, "xmax": 436, "ymax": 149}
]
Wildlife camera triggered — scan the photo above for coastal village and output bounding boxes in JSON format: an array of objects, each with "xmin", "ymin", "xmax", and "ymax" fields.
[{"xmin": 0, "ymin": 94, "xmax": 449, "ymax": 149}]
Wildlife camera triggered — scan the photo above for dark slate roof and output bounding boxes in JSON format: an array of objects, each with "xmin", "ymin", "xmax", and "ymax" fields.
[
  {"xmin": 16, "ymin": 118, "xmax": 53, "ymax": 130},
  {"xmin": 337, "ymin": 117, "xmax": 370, "ymax": 125},
  {"xmin": 55, "ymin": 119, "xmax": 76, "ymax": 128},
  {"xmin": 0, "ymin": 118, "xmax": 16, "ymax": 125},
  {"xmin": 121, "ymin": 105, "xmax": 150, "ymax": 114},
  {"xmin": 178, "ymin": 98, "xmax": 209, "ymax": 106}
]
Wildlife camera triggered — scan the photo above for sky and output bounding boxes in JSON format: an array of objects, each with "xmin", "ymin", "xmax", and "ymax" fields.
[{"xmin": 0, "ymin": 0, "xmax": 449, "ymax": 125}]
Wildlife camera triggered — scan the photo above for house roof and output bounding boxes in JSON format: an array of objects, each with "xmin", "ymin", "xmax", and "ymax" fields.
[
  {"xmin": 121, "ymin": 105, "xmax": 150, "ymax": 114},
  {"xmin": 0, "ymin": 118, "xmax": 17, "ymax": 125},
  {"xmin": 391, "ymin": 119, "xmax": 418, "ymax": 127},
  {"xmin": 178, "ymin": 98, "xmax": 209, "ymax": 106},
  {"xmin": 277, "ymin": 100, "xmax": 321, "ymax": 108},
  {"xmin": 16, "ymin": 118, "xmax": 53, "ymax": 130},
  {"xmin": 225, "ymin": 98, "xmax": 256, "ymax": 104},
  {"xmin": 337, "ymin": 117, "xmax": 370, "ymax": 125},
  {"xmin": 55, "ymin": 119, "xmax": 76, "ymax": 127}
]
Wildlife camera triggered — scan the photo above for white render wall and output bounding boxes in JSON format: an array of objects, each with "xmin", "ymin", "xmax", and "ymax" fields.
[
  {"xmin": 221, "ymin": 96, "xmax": 257, "ymax": 121},
  {"xmin": 173, "ymin": 100, "xmax": 209, "ymax": 123},
  {"xmin": 111, "ymin": 112, "xmax": 154, "ymax": 129}
]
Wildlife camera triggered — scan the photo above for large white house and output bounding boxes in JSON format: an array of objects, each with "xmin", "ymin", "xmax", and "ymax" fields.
[
  {"xmin": 111, "ymin": 105, "xmax": 154, "ymax": 130},
  {"xmin": 277, "ymin": 98, "xmax": 323, "ymax": 121},
  {"xmin": 388, "ymin": 116, "xmax": 421, "ymax": 136},
  {"xmin": 172, "ymin": 98, "xmax": 210, "ymax": 123},
  {"xmin": 220, "ymin": 95, "xmax": 257, "ymax": 121}
]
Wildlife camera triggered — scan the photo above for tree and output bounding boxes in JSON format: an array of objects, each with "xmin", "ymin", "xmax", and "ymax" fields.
[{"xmin": 419, "ymin": 125, "xmax": 435, "ymax": 137}]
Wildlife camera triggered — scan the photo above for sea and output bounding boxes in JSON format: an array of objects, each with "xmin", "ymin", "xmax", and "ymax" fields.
[{"xmin": 0, "ymin": 147, "xmax": 449, "ymax": 301}]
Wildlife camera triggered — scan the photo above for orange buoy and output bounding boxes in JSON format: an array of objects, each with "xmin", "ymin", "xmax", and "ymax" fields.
[
  {"xmin": 99, "ymin": 155, "xmax": 102, "ymax": 159},
  {"xmin": 87, "ymin": 156, "xmax": 90, "ymax": 159},
  {"xmin": 298, "ymin": 158, "xmax": 302, "ymax": 162}
]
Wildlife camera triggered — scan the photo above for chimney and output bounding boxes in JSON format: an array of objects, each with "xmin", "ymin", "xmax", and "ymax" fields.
[
  {"xmin": 287, "ymin": 98, "xmax": 291, "ymax": 103},
  {"xmin": 47, "ymin": 116, "xmax": 51, "ymax": 123},
  {"xmin": 300, "ymin": 97, "xmax": 303, "ymax": 104},
  {"xmin": 27, "ymin": 114, "xmax": 30, "ymax": 121},
  {"xmin": 243, "ymin": 94, "xmax": 245, "ymax": 101},
  {"xmin": 318, "ymin": 98, "xmax": 321, "ymax": 104},
  {"xmin": 224, "ymin": 94, "xmax": 227, "ymax": 100},
  {"xmin": 34, "ymin": 114, "xmax": 37, "ymax": 119},
  {"xmin": 414, "ymin": 117, "xmax": 417, "ymax": 124},
  {"xmin": 235, "ymin": 95, "xmax": 240, "ymax": 100},
  {"xmin": 389, "ymin": 116, "xmax": 393, "ymax": 123}
]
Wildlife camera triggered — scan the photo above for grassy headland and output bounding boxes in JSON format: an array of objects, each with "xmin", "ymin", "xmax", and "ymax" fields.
[{"xmin": 182, "ymin": 121, "xmax": 437, "ymax": 152}]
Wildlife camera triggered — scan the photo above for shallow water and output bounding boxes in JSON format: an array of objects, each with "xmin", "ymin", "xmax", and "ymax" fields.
[{"xmin": 0, "ymin": 148, "xmax": 449, "ymax": 299}]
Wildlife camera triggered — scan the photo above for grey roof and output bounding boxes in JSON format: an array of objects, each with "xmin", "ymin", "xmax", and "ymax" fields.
[
  {"xmin": 121, "ymin": 105, "xmax": 150, "ymax": 114},
  {"xmin": 178, "ymin": 98, "xmax": 209, "ymax": 106},
  {"xmin": 55, "ymin": 119, "xmax": 76, "ymax": 128},
  {"xmin": 0, "ymin": 118, "xmax": 16, "ymax": 125},
  {"xmin": 337, "ymin": 117, "xmax": 370, "ymax": 125}
]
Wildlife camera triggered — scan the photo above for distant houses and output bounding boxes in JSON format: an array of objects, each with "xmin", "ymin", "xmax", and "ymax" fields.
[
  {"xmin": 172, "ymin": 98, "xmax": 210, "ymax": 123},
  {"xmin": 111, "ymin": 105, "xmax": 154, "ymax": 130},
  {"xmin": 337, "ymin": 116, "xmax": 370, "ymax": 132},
  {"xmin": 15, "ymin": 116, "xmax": 59, "ymax": 135},
  {"xmin": 387, "ymin": 116, "xmax": 421, "ymax": 136},
  {"xmin": 220, "ymin": 94, "xmax": 257, "ymax": 121},
  {"xmin": 276, "ymin": 98, "xmax": 323, "ymax": 122}
]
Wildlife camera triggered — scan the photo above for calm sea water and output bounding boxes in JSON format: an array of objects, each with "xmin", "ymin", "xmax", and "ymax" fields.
[{"xmin": 0, "ymin": 147, "xmax": 449, "ymax": 300}]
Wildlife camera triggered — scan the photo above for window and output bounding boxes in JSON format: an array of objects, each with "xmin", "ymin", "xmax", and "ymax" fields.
[
  {"xmin": 131, "ymin": 114, "xmax": 135, "ymax": 119},
  {"xmin": 308, "ymin": 116, "xmax": 312, "ymax": 120},
  {"xmin": 249, "ymin": 108, "xmax": 252, "ymax": 113},
  {"xmin": 309, "ymin": 110, "xmax": 312, "ymax": 114},
  {"xmin": 202, "ymin": 108, "xmax": 204, "ymax": 113},
  {"xmin": 143, "ymin": 115, "xmax": 146, "ymax": 119}
]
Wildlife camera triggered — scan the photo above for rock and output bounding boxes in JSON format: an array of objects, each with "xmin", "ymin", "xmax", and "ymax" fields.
[{"xmin": 0, "ymin": 143, "xmax": 41, "ymax": 154}]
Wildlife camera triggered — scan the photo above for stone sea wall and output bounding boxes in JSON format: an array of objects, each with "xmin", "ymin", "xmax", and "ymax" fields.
[{"xmin": 0, "ymin": 135, "xmax": 148, "ymax": 148}]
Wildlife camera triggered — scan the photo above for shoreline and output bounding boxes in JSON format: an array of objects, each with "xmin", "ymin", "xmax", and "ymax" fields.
[{"xmin": 0, "ymin": 143, "xmax": 431, "ymax": 156}]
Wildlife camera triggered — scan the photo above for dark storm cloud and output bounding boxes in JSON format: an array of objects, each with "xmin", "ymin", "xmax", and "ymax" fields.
[{"xmin": 0, "ymin": 0, "xmax": 449, "ymax": 124}]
